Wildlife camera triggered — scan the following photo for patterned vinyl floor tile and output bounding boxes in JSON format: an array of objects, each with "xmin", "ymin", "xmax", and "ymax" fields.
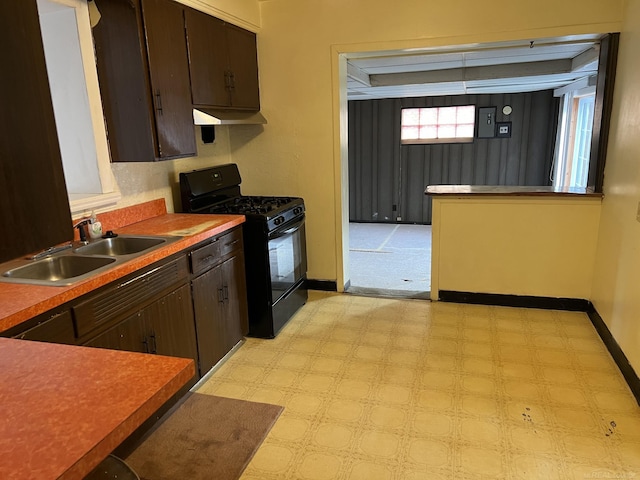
[{"xmin": 195, "ymin": 291, "xmax": 640, "ymax": 480}]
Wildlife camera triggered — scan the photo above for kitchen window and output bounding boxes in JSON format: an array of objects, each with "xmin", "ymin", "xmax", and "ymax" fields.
[{"xmin": 401, "ymin": 105, "xmax": 475, "ymax": 144}]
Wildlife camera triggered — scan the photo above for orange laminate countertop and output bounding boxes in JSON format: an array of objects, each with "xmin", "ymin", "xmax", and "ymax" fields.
[
  {"xmin": 0, "ymin": 337, "xmax": 195, "ymax": 479},
  {"xmin": 0, "ymin": 213, "xmax": 245, "ymax": 333}
]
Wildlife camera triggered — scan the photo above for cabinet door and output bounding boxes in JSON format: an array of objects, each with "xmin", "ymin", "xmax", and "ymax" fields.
[
  {"xmin": 92, "ymin": 0, "xmax": 156, "ymax": 163},
  {"xmin": 85, "ymin": 312, "xmax": 148, "ymax": 353},
  {"xmin": 12, "ymin": 310, "xmax": 76, "ymax": 345},
  {"xmin": 221, "ymin": 253, "xmax": 249, "ymax": 341},
  {"xmin": 226, "ymin": 24, "xmax": 260, "ymax": 110},
  {"xmin": 0, "ymin": 0, "xmax": 73, "ymax": 262},
  {"xmin": 146, "ymin": 284, "xmax": 199, "ymax": 368},
  {"xmin": 141, "ymin": 0, "xmax": 196, "ymax": 158},
  {"xmin": 191, "ymin": 265, "xmax": 227, "ymax": 374},
  {"xmin": 184, "ymin": 8, "xmax": 230, "ymax": 108}
]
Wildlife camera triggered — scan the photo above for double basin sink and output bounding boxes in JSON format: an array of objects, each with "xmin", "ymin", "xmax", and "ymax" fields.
[{"xmin": 0, "ymin": 235, "xmax": 180, "ymax": 287}]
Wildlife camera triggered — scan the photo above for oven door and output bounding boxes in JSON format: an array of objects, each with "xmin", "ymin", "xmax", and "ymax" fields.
[{"xmin": 268, "ymin": 216, "xmax": 307, "ymax": 303}]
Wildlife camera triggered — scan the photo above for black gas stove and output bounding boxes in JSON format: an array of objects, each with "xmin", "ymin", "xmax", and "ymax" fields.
[
  {"xmin": 205, "ymin": 196, "xmax": 305, "ymax": 232},
  {"xmin": 180, "ymin": 164, "xmax": 308, "ymax": 338}
]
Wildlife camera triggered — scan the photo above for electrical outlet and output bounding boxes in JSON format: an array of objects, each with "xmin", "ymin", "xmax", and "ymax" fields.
[{"xmin": 396, "ymin": 216, "xmax": 402, "ymax": 221}]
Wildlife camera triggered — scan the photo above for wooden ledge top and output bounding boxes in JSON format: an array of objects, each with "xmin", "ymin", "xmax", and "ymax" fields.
[{"xmin": 425, "ymin": 185, "xmax": 603, "ymax": 197}]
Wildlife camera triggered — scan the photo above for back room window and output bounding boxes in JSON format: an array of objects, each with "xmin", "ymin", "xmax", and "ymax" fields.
[{"xmin": 401, "ymin": 105, "xmax": 475, "ymax": 145}]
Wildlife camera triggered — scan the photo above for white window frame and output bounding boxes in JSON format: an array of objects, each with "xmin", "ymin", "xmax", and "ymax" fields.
[
  {"xmin": 552, "ymin": 85, "xmax": 596, "ymax": 188},
  {"xmin": 37, "ymin": 0, "xmax": 121, "ymax": 215}
]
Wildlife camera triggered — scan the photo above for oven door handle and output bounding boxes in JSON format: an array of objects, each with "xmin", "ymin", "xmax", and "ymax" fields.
[{"xmin": 270, "ymin": 218, "xmax": 305, "ymax": 239}]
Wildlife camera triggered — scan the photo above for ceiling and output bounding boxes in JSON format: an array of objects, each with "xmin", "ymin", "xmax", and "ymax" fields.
[{"xmin": 347, "ymin": 34, "xmax": 603, "ymax": 101}]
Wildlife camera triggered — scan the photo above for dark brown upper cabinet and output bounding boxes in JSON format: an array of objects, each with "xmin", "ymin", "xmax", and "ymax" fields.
[
  {"xmin": 0, "ymin": 0, "xmax": 73, "ymax": 263},
  {"xmin": 184, "ymin": 8, "xmax": 260, "ymax": 111},
  {"xmin": 93, "ymin": 0, "xmax": 196, "ymax": 162}
]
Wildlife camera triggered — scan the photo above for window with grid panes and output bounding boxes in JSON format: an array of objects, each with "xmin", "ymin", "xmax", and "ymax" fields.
[{"xmin": 401, "ymin": 105, "xmax": 476, "ymax": 144}]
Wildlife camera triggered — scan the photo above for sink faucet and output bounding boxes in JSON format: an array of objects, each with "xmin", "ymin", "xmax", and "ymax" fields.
[{"xmin": 73, "ymin": 218, "xmax": 92, "ymax": 244}]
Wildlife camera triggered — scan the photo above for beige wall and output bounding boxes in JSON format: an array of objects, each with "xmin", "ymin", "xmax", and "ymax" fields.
[
  {"xmin": 430, "ymin": 197, "xmax": 602, "ymax": 299},
  {"xmin": 229, "ymin": 0, "xmax": 623, "ymax": 284},
  {"xmin": 108, "ymin": 0, "xmax": 630, "ymax": 306},
  {"xmin": 110, "ymin": 127, "xmax": 234, "ymax": 213},
  {"xmin": 591, "ymin": 0, "xmax": 640, "ymax": 372}
]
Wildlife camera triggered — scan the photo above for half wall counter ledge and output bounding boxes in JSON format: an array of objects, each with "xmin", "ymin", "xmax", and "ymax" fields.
[
  {"xmin": 424, "ymin": 184, "xmax": 602, "ymax": 197},
  {"xmin": 425, "ymin": 184, "xmax": 603, "ymax": 303}
]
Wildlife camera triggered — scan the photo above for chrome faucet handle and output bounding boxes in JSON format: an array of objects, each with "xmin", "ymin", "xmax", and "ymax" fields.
[{"xmin": 29, "ymin": 243, "xmax": 73, "ymax": 260}]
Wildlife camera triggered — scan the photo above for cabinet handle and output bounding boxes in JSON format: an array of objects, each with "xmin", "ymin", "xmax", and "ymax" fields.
[
  {"xmin": 224, "ymin": 239, "xmax": 240, "ymax": 248},
  {"xmin": 218, "ymin": 287, "xmax": 224, "ymax": 304},
  {"xmin": 224, "ymin": 71, "xmax": 232, "ymax": 89},
  {"xmin": 142, "ymin": 336, "xmax": 150, "ymax": 354},
  {"xmin": 223, "ymin": 285, "xmax": 229, "ymax": 302},
  {"xmin": 229, "ymin": 72, "xmax": 236, "ymax": 90},
  {"xmin": 155, "ymin": 91, "xmax": 163, "ymax": 115},
  {"xmin": 149, "ymin": 332, "xmax": 157, "ymax": 354}
]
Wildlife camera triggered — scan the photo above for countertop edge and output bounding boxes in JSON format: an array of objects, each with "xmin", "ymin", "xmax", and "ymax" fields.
[
  {"xmin": 0, "ymin": 214, "xmax": 245, "ymax": 333},
  {"xmin": 62, "ymin": 357, "xmax": 195, "ymax": 480},
  {"xmin": 424, "ymin": 185, "xmax": 603, "ymax": 197}
]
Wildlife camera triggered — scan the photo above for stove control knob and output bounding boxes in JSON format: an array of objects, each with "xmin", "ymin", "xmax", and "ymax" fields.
[
  {"xmin": 293, "ymin": 207, "xmax": 304, "ymax": 216},
  {"xmin": 274, "ymin": 216, "xmax": 285, "ymax": 226}
]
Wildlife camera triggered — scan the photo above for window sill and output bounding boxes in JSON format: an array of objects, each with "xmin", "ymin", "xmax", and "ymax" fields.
[{"xmin": 69, "ymin": 191, "xmax": 122, "ymax": 216}]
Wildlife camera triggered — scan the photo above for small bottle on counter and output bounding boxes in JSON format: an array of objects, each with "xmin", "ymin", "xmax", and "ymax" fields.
[{"xmin": 88, "ymin": 211, "xmax": 103, "ymax": 239}]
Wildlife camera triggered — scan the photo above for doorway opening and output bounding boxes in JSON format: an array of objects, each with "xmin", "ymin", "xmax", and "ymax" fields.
[
  {"xmin": 337, "ymin": 33, "xmax": 616, "ymax": 296},
  {"xmin": 347, "ymin": 222, "xmax": 431, "ymax": 299}
]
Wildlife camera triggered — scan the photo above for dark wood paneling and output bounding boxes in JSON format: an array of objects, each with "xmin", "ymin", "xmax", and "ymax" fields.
[
  {"xmin": 0, "ymin": 0, "xmax": 73, "ymax": 262},
  {"xmin": 349, "ymin": 91, "xmax": 559, "ymax": 224},
  {"xmin": 348, "ymin": 99, "xmax": 400, "ymax": 222}
]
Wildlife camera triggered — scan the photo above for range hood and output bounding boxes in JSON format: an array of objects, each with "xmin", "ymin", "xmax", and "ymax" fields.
[{"xmin": 193, "ymin": 108, "xmax": 267, "ymax": 125}]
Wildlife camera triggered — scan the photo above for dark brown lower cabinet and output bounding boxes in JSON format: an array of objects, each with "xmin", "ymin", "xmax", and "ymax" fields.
[
  {"xmin": 190, "ymin": 229, "xmax": 248, "ymax": 376},
  {"xmin": 3, "ymin": 229, "xmax": 249, "ymax": 383},
  {"xmin": 7, "ymin": 309, "xmax": 76, "ymax": 345},
  {"xmin": 85, "ymin": 284, "xmax": 198, "ymax": 372}
]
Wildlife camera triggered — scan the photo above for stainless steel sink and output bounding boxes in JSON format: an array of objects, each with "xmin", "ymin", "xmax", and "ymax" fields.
[
  {"xmin": 0, "ymin": 235, "xmax": 181, "ymax": 286},
  {"xmin": 74, "ymin": 235, "xmax": 169, "ymax": 256},
  {"xmin": 1, "ymin": 255, "xmax": 116, "ymax": 286}
]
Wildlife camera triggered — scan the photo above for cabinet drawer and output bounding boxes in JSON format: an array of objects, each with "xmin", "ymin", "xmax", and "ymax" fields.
[
  {"xmin": 190, "ymin": 228, "xmax": 243, "ymax": 275},
  {"xmin": 73, "ymin": 256, "xmax": 189, "ymax": 339},
  {"xmin": 219, "ymin": 227, "xmax": 243, "ymax": 257},
  {"xmin": 190, "ymin": 240, "xmax": 220, "ymax": 276}
]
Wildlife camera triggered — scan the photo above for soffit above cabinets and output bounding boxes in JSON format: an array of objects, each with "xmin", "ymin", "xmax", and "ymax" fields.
[{"xmin": 347, "ymin": 34, "xmax": 603, "ymax": 100}]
